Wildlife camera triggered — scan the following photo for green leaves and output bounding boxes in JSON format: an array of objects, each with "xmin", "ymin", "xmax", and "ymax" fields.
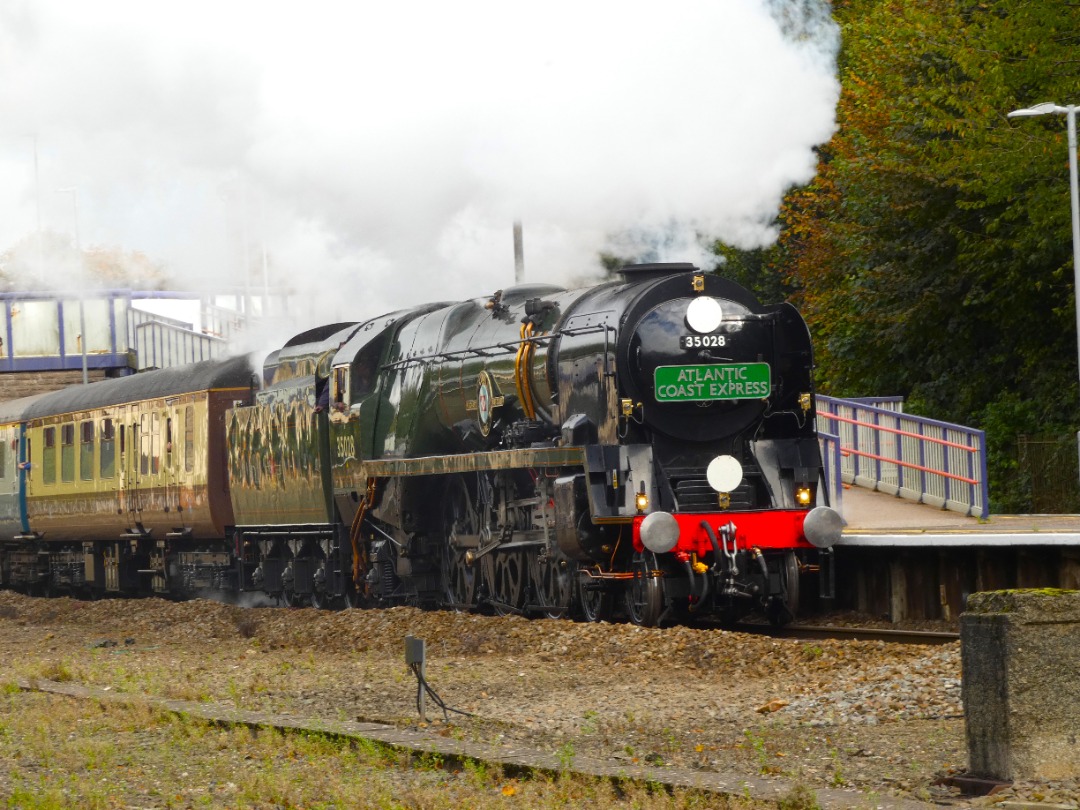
[{"xmin": 770, "ymin": 0, "xmax": 1080, "ymax": 509}]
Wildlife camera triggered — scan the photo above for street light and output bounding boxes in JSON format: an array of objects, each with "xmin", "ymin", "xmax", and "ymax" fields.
[
  {"xmin": 1008, "ymin": 102, "xmax": 1080, "ymax": 480},
  {"xmin": 55, "ymin": 186, "xmax": 89, "ymax": 385}
]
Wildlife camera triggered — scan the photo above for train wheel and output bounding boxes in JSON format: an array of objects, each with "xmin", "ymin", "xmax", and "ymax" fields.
[
  {"xmin": 532, "ymin": 550, "xmax": 574, "ymax": 620},
  {"xmin": 440, "ymin": 476, "xmax": 477, "ymax": 611},
  {"xmin": 484, "ymin": 551, "xmax": 527, "ymax": 616},
  {"xmin": 282, "ymin": 584, "xmax": 306, "ymax": 608},
  {"xmin": 766, "ymin": 551, "xmax": 800, "ymax": 627},
  {"xmin": 309, "ymin": 588, "xmax": 330, "ymax": 610},
  {"xmin": 577, "ymin": 568, "xmax": 612, "ymax": 623},
  {"xmin": 342, "ymin": 583, "xmax": 364, "ymax": 610},
  {"xmin": 624, "ymin": 552, "xmax": 664, "ymax": 627}
]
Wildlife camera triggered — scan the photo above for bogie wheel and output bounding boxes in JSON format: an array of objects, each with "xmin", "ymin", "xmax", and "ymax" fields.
[
  {"xmin": 766, "ymin": 550, "xmax": 800, "ymax": 627},
  {"xmin": 530, "ymin": 549, "xmax": 575, "ymax": 620},
  {"xmin": 309, "ymin": 588, "xmax": 330, "ymax": 610},
  {"xmin": 624, "ymin": 552, "xmax": 665, "ymax": 627},
  {"xmin": 282, "ymin": 587, "xmax": 306, "ymax": 608},
  {"xmin": 440, "ymin": 476, "xmax": 478, "ymax": 611},
  {"xmin": 577, "ymin": 567, "xmax": 612, "ymax": 623}
]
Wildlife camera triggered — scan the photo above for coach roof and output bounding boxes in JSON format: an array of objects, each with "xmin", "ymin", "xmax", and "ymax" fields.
[{"xmin": 19, "ymin": 355, "xmax": 256, "ymax": 421}]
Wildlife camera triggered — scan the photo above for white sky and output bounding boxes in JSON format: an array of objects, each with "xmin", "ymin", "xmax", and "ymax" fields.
[{"xmin": 0, "ymin": 0, "xmax": 840, "ymax": 334}]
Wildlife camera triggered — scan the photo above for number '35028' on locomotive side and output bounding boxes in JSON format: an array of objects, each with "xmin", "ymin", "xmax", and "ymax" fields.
[{"xmin": 0, "ymin": 263, "xmax": 842, "ymax": 626}]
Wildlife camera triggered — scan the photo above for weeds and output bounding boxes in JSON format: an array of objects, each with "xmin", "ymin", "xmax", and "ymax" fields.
[
  {"xmin": 743, "ymin": 729, "xmax": 770, "ymax": 774},
  {"xmin": 556, "ymin": 740, "xmax": 576, "ymax": 771},
  {"xmin": 778, "ymin": 782, "xmax": 822, "ymax": 810}
]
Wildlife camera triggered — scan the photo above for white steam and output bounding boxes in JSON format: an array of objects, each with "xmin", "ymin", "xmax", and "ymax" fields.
[{"xmin": 0, "ymin": 0, "xmax": 839, "ymax": 335}]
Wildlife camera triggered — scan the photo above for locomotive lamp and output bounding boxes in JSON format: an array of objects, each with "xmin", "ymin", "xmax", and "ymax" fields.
[
  {"xmin": 795, "ymin": 486, "xmax": 813, "ymax": 506},
  {"xmin": 686, "ymin": 296, "xmax": 723, "ymax": 333},
  {"xmin": 635, "ymin": 484, "xmax": 649, "ymax": 513}
]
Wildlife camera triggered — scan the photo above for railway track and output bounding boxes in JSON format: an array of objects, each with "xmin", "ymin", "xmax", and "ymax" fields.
[{"xmin": 734, "ymin": 622, "xmax": 960, "ymax": 645}]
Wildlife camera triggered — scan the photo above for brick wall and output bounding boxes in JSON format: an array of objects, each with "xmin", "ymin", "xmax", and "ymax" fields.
[{"xmin": 0, "ymin": 370, "xmax": 109, "ymax": 403}]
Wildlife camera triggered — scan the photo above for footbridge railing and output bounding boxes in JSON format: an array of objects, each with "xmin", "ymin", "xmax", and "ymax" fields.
[{"xmin": 816, "ymin": 396, "xmax": 989, "ymax": 519}]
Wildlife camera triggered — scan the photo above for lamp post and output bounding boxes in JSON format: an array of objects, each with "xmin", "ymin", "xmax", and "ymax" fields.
[
  {"xmin": 56, "ymin": 186, "xmax": 89, "ymax": 385},
  {"xmin": 1008, "ymin": 102, "xmax": 1080, "ymax": 480}
]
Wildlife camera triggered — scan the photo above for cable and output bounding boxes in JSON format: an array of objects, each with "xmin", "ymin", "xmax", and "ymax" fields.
[{"xmin": 409, "ymin": 661, "xmax": 474, "ymax": 721}]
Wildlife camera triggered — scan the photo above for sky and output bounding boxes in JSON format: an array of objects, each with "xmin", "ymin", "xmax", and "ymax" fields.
[{"xmin": 0, "ymin": 0, "xmax": 841, "ymax": 336}]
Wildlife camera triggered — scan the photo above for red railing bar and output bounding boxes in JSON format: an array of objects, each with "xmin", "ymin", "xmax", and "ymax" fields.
[
  {"xmin": 841, "ymin": 446, "xmax": 979, "ymax": 485},
  {"xmin": 817, "ymin": 411, "xmax": 978, "ymax": 453}
]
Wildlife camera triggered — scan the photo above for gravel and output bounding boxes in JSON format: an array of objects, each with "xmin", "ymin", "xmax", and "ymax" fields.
[{"xmin": 0, "ymin": 591, "xmax": 1076, "ymax": 807}]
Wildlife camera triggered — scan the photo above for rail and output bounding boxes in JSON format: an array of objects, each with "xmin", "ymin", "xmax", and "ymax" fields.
[{"xmin": 816, "ymin": 395, "xmax": 989, "ymax": 519}]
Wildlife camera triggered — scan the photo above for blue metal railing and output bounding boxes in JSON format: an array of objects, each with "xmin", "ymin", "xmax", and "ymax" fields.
[
  {"xmin": 818, "ymin": 430, "xmax": 843, "ymax": 515},
  {"xmin": 816, "ymin": 395, "xmax": 989, "ymax": 519}
]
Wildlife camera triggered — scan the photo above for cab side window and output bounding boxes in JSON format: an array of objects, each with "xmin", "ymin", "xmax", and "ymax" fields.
[{"xmin": 332, "ymin": 366, "xmax": 349, "ymax": 411}]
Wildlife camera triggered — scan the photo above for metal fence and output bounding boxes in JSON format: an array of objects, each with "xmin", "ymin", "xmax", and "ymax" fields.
[
  {"xmin": 132, "ymin": 318, "xmax": 227, "ymax": 371},
  {"xmin": 1018, "ymin": 434, "xmax": 1080, "ymax": 514},
  {"xmin": 816, "ymin": 395, "xmax": 989, "ymax": 519}
]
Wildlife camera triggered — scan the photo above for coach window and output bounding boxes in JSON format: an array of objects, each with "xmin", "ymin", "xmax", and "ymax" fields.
[
  {"xmin": 61, "ymin": 424, "xmax": 75, "ymax": 483},
  {"xmin": 165, "ymin": 417, "xmax": 173, "ymax": 468},
  {"xmin": 100, "ymin": 419, "xmax": 115, "ymax": 479},
  {"xmin": 151, "ymin": 412, "xmax": 161, "ymax": 475},
  {"xmin": 140, "ymin": 414, "xmax": 150, "ymax": 476},
  {"xmin": 43, "ymin": 427, "xmax": 56, "ymax": 485},
  {"xmin": 184, "ymin": 405, "xmax": 194, "ymax": 473},
  {"xmin": 80, "ymin": 421, "xmax": 94, "ymax": 481},
  {"xmin": 0, "ymin": 435, "xmax": 5, "ymax": 478}
]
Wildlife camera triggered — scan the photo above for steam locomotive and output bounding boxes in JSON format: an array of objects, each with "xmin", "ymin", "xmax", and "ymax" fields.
[{"xmin": 0, "ymin": 263, "xmax": 841, "ymax": 626}]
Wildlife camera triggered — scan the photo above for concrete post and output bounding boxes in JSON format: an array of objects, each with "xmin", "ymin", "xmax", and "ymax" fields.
[{"xmin": 961, "ymin": 589, "xmax": 1080, "ymax": 780}]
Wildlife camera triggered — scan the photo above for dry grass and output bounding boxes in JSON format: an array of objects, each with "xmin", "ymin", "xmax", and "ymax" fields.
[{"xmin": 0, "ymin": 689, "xmax": 784, "ymax": 809}]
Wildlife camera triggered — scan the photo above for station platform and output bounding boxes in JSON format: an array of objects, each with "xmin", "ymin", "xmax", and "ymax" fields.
[{"xmin": 838, "ymin": 486, "xmax": 1080, "ymax": 546}]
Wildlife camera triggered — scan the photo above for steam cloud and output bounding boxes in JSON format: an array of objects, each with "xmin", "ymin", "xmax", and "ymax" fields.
[{"xmin": 0, "ymin": 0, "xmax": 840, "ymax": 335}]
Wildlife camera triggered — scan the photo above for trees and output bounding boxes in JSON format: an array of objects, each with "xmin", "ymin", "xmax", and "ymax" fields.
[
  {"xmin": 726, "ymin": 0, "xmax": 1080, "ymax": 510},
  {"xmin": 0, "ymin": 232, "xmax": 168, "ymax": 292}
]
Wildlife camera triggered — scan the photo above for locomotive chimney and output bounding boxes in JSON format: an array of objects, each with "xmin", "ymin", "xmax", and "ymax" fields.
[{"xmin": 513, "ymin": 220, "xmax": 524, "ymax": 284}]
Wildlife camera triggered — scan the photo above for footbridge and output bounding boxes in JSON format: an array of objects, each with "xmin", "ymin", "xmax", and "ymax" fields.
[
  {"xmin": 0, "ymin": 290, "xmax": 246, "ymax": 380},
  {"xmin": 817, "ymin": 395, "xmax": 1080, "ymax": 621}
]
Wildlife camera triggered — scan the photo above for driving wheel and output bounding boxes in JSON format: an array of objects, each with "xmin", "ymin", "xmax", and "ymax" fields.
[{"xmin": 440, "ymin": 475, "xmax": 478, "ymax": 611}]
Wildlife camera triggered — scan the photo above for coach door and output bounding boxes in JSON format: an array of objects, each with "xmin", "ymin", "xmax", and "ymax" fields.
[
  {"xmin": 0, "ymin": 425, "xmax": 19, "ymax": 536},
  {"xmin": 118, "ymin": 407, "xmax": 144, "ymax": 526}
]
